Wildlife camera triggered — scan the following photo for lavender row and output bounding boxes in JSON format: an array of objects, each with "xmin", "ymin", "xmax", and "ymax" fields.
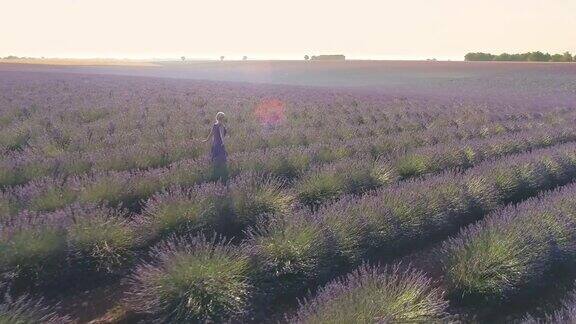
[
  {"xmin": 126, "ymin": 143, "xmax": 576, "ymax": 322},
  {"xmin": 289, "ymin": 264, "xmax": 448, "ymax": 323},
  {"xmin": 0, "ymin": 106, "xmax": 542, "ymax": 186},
  {"xmin": 4, "ymin": 117, "xmax": 532, "ymax": 216},
  {"xmin": 2, "ymin": 126, "xmax": 575, "ymax": 292},
  {"xmin": 441, "ymin": 181, "xmax": 576, "ymax": 304},
  {"xmin": 0, "ymin": 293, "xmax": 72, "ymax": 324},
  {"xmin": 0, "ymin": 109, "xmax": 534, "ymax": 191},
  {"xmin": 3, "ymin": 71, "xmax": 566, "ymax": 159},
  {"xmin": 3, "ymin": 123, "xmax": 574, "ymax": 222},
  {"xmin": 286, "ymin": 145, "xmax": 576, "ymax": 324},
  {"xmin": 294, "ymin": 126, "xmax": 576, "ymax": 209},
  {"xmin": 4, "ymin": 124, "xmax": 564, "ymax": 294},
  {"xmin": 0, "ymin": 174, "xmax": 292, "ymax": 290},
  {"xmin": 0, "ymin": 140, "xmax": 203, "ymax": 188},
  {"xmin": 3, "ymin": 69, "xmax": 573, "ymax": 189},
  {"xmin": 1, "ymin": 122, "xmax": 571, "ymax": 289},
  {"xmin": 0, "ymin": 75, "xmax": 502, "ymax": 157}
]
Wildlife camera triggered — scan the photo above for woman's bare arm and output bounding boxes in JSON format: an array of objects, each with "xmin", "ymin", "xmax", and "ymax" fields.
[{"xmin": 202, "ymin": 127, "xmax": 213, "ymax": 142}]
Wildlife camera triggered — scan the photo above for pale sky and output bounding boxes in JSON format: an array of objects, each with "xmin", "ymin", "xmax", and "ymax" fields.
[{"xmin": 1, "ymin": 0, "xmax": 575, "ymax": 60}]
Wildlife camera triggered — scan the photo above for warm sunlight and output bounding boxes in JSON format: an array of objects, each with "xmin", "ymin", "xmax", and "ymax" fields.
[
  {"xmin": 1, "ymin": 0, "xmax": 575, "ymax": 60},
  {"xmin": 1, "ymin": 1, "xmax": 575, "ymax": 323}
]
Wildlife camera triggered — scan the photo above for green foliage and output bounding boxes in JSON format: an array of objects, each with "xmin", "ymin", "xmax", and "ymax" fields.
[
  {"xmin": 443, "ymin": 185, "xmax": 576, "ymax": 303},
  {"xmin": 0, "ymin": 226, "xmax": 67, "ymax": 283},
  {"xmin": 0, "ymin": 294, "xmax": 72, "ymax": 324},
  {"xmin": 29, "ymin": 188, "xmax": 77, "ymax": 213},
  {"xmin": 320, "ymin": 205, "xmax": 372, "ymax": 266},
  {"xmin": 251, "ymin": 216, "xmax": 335, "ymax": 297},
  {"xmin": 128, "ymin": 236, "xmax": 251, "ymax": 323},
  {"xmin": 78, "ymin": 176, "xmax": 128, "ymax": 206},
  {"xmin": 293, "ymin": 265, "xmax": 448, "ymax": 324},
  {"xmin": 231, "ymin": 178, "xmax": 292, "ymax": 229},
  {"xmin": 67, "ymin": 212, "xmax": 135, "ymax": 272},
  {"xmin": 465, "ymin": 52, "xmax": 496, "ymax": 61},
  {"xmin": 0, "ymin": 126, "xmax": 30, "ymax": 152},
  {"xmin": 444, "ymin": 230, "xmax": 531, "ymax": 299},
  {"xmin": 0, "ymin": 166, "xmax": 24, "ymax": 188},
  {"xmin": 465, "ymin": 51, "xmax": 573, "ymax": 62},
  {"xmin": 395, "ymin": 154, "xmax": 431, "ymax": 178},
  {"xmin": 0, "ymin": 198, "xmax": 18, "ymax": 220},
  {"xmin": 142, "ymin": 188, "xmax": 231, "ymax": 241},
  {"xmin": 296, "ymin": 160, "xmax": 389, "ymax": 210},
  {"xmin": 141, "ymin": 177, "xmax": 291, "ymax": 242},
  {"xmin": 144, "ymin": 199, "xmax": 207, "ymax": 238},
  {"xmin": 297, "ymin": 173, "xmax": 344, "ymax": 209},
  {"xmin": 267, "ymin": 154, "xmax": 311, "ymax": 179}
]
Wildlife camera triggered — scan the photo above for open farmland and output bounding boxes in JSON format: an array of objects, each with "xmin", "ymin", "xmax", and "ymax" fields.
[{"xmin": 1, "ymin": 61, "xmax": 576, "ymax": 323}]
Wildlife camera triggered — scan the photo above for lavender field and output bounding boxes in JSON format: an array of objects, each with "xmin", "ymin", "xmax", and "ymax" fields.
[{"xmin": 1, "ymin": 62, "xmax": 576, "ymax": 323}]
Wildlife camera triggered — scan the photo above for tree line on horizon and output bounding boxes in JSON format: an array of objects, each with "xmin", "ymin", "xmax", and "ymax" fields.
[{"xmin": 465, "ymin": 51, "xmax": 573, "ymax": 62}]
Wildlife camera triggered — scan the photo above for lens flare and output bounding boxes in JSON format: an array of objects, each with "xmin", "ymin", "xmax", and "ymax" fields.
[{"xmin": 254, "ymin": 98, "xmax": 286, "ymax": 128}]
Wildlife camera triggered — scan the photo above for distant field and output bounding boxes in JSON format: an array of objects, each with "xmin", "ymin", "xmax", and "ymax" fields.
[
  {"xmin": 1, "ymin": 62, "xmax": 576, "ymax": 323},
  {"xmin": 0, "ymin": 58, "xmax": 158, "ymax": 66},
  {"xmin": 1, "ymin": 60, "xmax": 574, "ymax": 106}
]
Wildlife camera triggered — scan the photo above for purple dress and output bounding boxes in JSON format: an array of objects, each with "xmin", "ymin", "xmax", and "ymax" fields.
[{"xmin": 211, "ymin": 123, "xmax": 227, "ymax": 164}]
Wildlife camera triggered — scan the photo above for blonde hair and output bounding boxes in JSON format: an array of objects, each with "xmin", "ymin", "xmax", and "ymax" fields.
[{"xmin": 216, "ymin": 111, "xmax": 225, "ymax": 122}]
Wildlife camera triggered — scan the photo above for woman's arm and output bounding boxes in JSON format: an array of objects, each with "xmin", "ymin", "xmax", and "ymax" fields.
[{"xmin": 202, "ymin": 127, "xmax": 213, "ymax": 142}]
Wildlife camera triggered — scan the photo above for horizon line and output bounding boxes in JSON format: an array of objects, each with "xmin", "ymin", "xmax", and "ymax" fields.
[{"xmin": 0, "ymin": 54, "xmax": 466, "ymax": 62}]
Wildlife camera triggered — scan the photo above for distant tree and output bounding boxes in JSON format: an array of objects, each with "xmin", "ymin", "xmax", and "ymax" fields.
[
  {"xmin": 510, "ymin": 53, "xmax": 528, "ymax": 61},
  {"xmin": 549, "ymin": 52, "xmax": 573, "ymax": 62},
  {"xmin": 464, "ymin": 52, "xmax": 495, "ymax": 61},
  {"xmin": 550, "ymin": 53, "xmax": 564, "ymax": 62},
  {"xmin": 220, "ymin": 56, "xmax": 225, "ymax": 61},
  {"xmin": 494, "ymin": 53, "xmax": 512, "ymax": 61},
  {"xmin": 304, "ymin": 55, "xmax": 309, "ymax": 60},
  {"xmin": 527, "ymin": 51, "xmax": 550, "ymax": 62},
  {"xmin": 243, "ymin": 56, "xmax": 248, "ymax": 61},
  {"xmin": 181, "ymin": 56, "xmax": 186, "ymax": 62},
  {"xmin": 466, "ymin": 51, "xmax": 571, "ymax": 62}
]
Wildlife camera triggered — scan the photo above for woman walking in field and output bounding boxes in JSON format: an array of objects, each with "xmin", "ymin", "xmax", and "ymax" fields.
[{"xmin": 203, "ymin": 111, "xmax": 228, "ymax": 181}]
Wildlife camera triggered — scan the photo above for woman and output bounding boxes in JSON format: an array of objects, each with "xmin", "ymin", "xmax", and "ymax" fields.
[{"xmin": 203, "ymin": 111, "xmax": 228, "ymax": 180}]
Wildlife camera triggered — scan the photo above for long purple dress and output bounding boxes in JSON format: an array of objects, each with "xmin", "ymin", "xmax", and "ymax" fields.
[{"xmin": 211, "ymin": 123, "xmax": 227, "ymax": 165}]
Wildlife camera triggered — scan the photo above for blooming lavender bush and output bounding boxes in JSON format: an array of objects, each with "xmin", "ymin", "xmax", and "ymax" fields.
[
  {"xmin": 127, "ymin": 235, "xmax": 251, "ymax": 323},
  {"xmin": 139, "ymin": 183, "xmax": 231, "ymax": 240},
  {"xmin": 442, "ymin": 182, "xmax": 576, "ymax": 303},
  {"xmin": 66, "ymin": 205, "xmax": 135, "ymax": 273},
  {"xmin": 0, "ymin": 204, "xmax": 136, "ymax": 287},
  {"xmin": 0, "ymin": 293, "xmax": 72, "ymax": 324},
  {"xmin": 290, "ymin": 264, "xmax": 448, "ymax": 323},
  {"xmin": 296, "ymin": 157, "xmax": 389, "ymax": 209},
  {"xmin": 0, "ymin": 212, "xmax": 69, "ymax": 286},
  {"xmin": 229, "ymin": 174, "xmax": 293, "ymax": 229},
  {"xmin": 139, "ymin": 174, "xmax": 291, "ymax": 242},
  {"xmin": 248, "ymin": 213, "xmax": 337, "ymax": 299},
  {"xmin": 0, "ymin": 192, "xmax": 17, "ymax": 221}
]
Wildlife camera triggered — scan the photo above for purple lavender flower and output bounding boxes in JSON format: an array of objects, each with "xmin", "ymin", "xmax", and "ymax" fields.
[{"xmin": 290, "ymin": 263, "xmax": 448, "ymax": 323}]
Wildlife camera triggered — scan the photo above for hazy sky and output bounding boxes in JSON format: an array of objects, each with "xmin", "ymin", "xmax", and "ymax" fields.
[{"xmin": 1, "ymin": 0, "xmax": 575, "ymax": 60}]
